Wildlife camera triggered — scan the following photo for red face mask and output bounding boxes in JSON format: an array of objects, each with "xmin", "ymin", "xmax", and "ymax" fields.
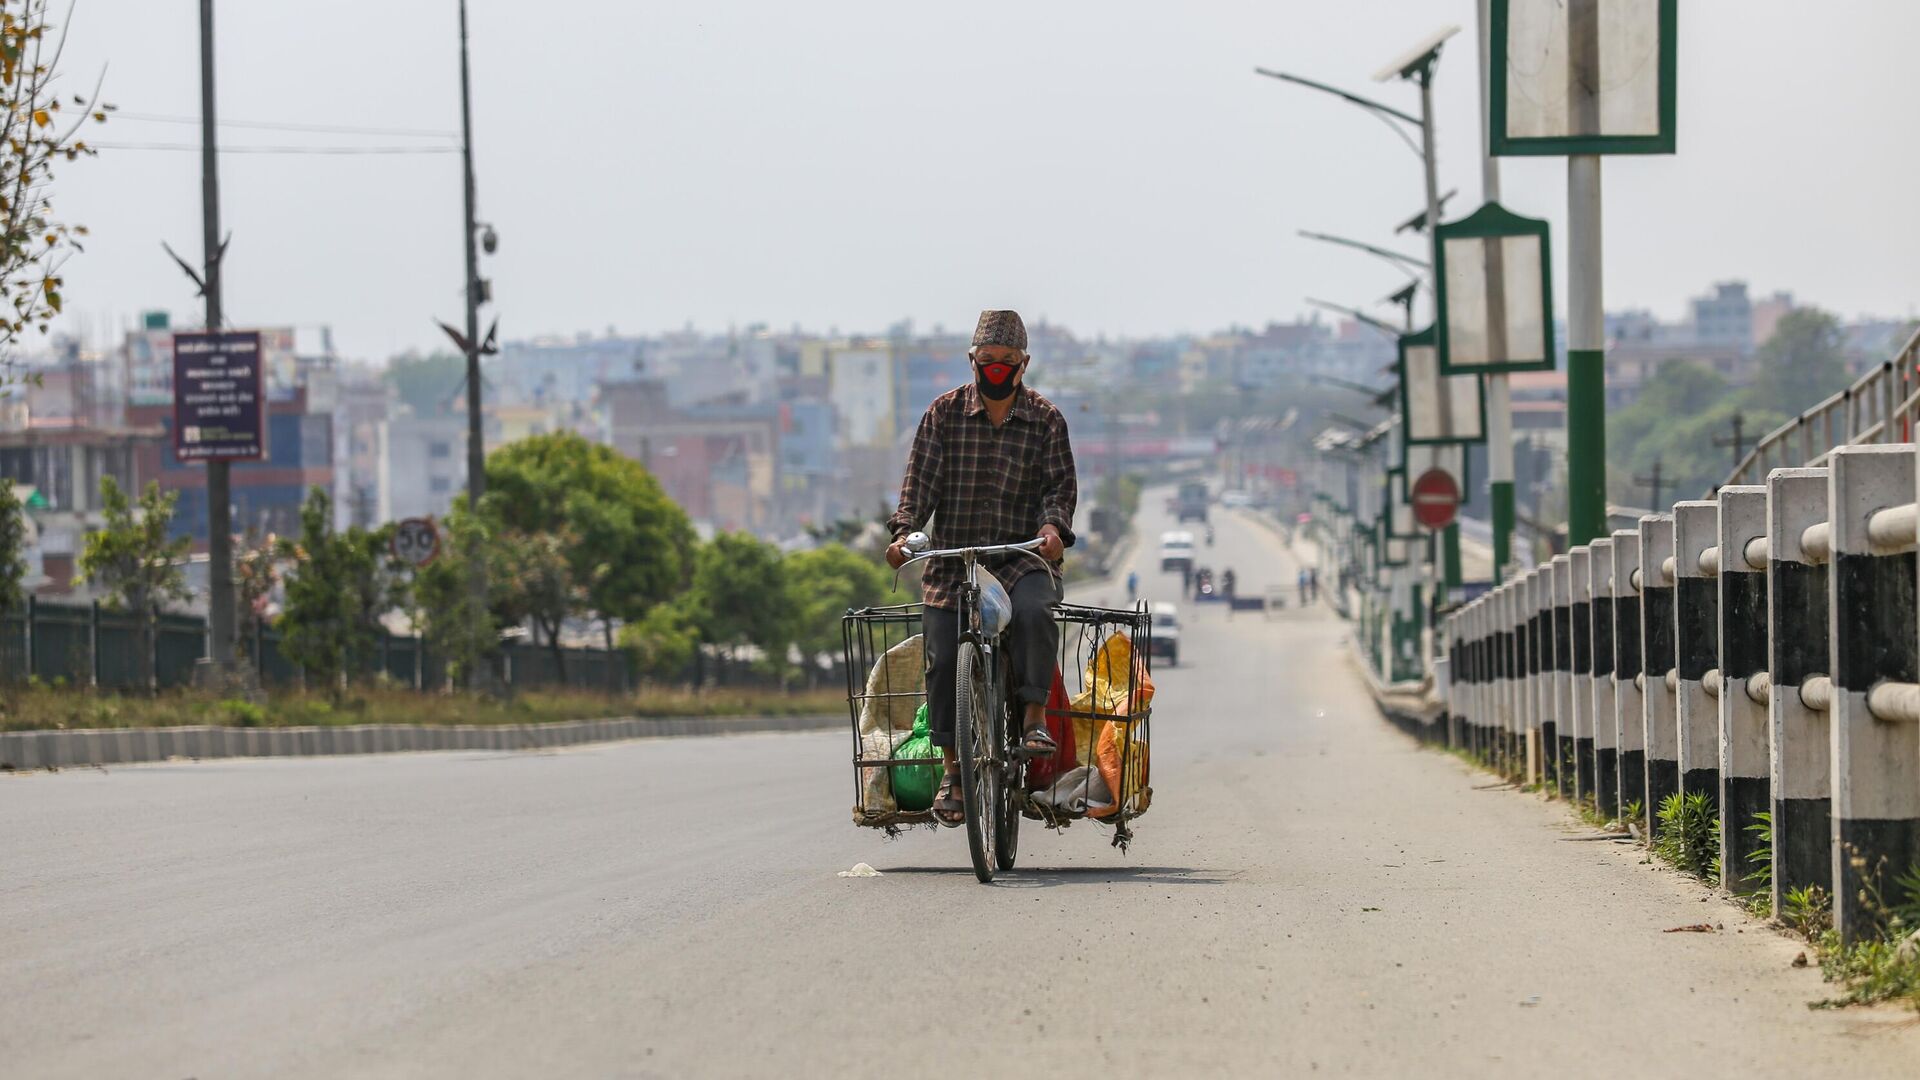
[{"xmin": 976, "ymin": 360, "xmax": 1021, "ymax": 401}]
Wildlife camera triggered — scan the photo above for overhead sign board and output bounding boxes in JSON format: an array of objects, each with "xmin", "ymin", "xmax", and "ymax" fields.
[
  {"xmin": 172, "ymin": 330, "xmax": 265, "ymax": 463},
  {"xmin": 1490, "ymin": 0, "xmax": 1677, "ymax": 156},
  {"xmin": 1397, "ymin": 326, "xmax": 1487, "ymax": 446},
  {"xmin": 1435, "ymin": 202, "xmax": 1556, "ymax": 375}
]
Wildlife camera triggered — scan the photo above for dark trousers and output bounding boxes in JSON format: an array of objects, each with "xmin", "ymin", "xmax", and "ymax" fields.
[{"xmin": 924, "ymin": 570, "xmax": 1060, "ymax": 750}]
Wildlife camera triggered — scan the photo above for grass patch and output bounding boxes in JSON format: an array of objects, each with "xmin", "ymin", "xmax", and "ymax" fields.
[
  {"xmin": 1793, "ymin": 866, "xmax": 1920, "ymax": 1012},
  {"xmin": 1651, "ymin": 791, "xmax": 1719, "ymax": 881},
  {"xmin": 1814, "ymin": 928, "xmax": 1920, "ymax": 1011},
  {"xmin": 0, "ymin": 683, "xmax": 844, "ymax": 732}
]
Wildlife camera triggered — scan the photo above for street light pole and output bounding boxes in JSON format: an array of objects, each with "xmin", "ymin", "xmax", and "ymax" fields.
[
  {"xmin": 1410, "ymin": 56, "xmax": 1462, "ymax": 599},
  {"xmin": 198, "ymin": 0, "xmax": 234, "ymax": 673}
]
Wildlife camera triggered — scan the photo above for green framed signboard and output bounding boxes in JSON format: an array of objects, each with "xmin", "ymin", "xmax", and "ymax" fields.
[
  {"xmin": 1434, "ymin": 202, "xmax": 1556, "ymax": 376},
  {"xmin": 1489, "ymin": 0, "xmax": 1677, "ymax": 157},
  {"xmin": 1397, "ymin": 326, "xmax": 1488, "ymax": 446}
]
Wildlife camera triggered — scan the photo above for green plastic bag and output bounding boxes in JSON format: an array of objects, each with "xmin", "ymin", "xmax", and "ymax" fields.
[{"xmin": 890, "ymin": 704, "xmax": 944, "ymax": 812}]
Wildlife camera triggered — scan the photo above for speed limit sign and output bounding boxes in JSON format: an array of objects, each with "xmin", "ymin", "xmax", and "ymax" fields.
[{"xmin": 393, "ymin": 517, "xmax": 440, "ymax": 567}]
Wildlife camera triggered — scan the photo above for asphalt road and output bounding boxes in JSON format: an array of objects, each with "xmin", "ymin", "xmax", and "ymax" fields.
[{"xmin": 6, "ymin": 491, "xmax": 1919, "ymax": 1078}]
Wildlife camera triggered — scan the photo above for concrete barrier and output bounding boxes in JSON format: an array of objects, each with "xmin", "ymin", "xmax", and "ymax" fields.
[
  {"xmin": 1590, "ymin": 537, "xmax": 1619, "ymax": 820},
  {"xmin": 1551, "ymin": 555, "xmax": 1574, "ymax": 799},
  {"xmin": 1828, "ymin": 444, "xmax": 1920, "ymax": 942},
  {"xmin": 1611, "ymin": 531, "xmax": 1647, "ymax": 820},
  {"xmin": 1569, "ymin": 546, "xmax": 1596, "ymax": 805},
  {"xmin": 1639, "ymin": 514, "xmax": 1679, "ymax": 839},
  {"xmin": 1674, "ymin": 501, "xmax": 1722, "ymax": 818},
  {"xmin": 1718, "ymin": 485, "xmax": 1772, "ymax": 896},
  {"xmin": 0, "ymin": 713, "xmax": 842, "ymax": 773},
  {"xmin": 1529, "ymin": 567, "xmax": 1552, "ymax": 788},
  {"xmin": 1767, "ymin": 467, "xmax": 1832, "ymax": 917}
]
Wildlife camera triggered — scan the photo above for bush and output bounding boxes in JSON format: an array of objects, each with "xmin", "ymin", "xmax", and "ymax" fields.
[
  {"xmin": 1652, "ymin": 791, "xmax": 1720, "ymax": 881},
  {"xmin": 218, "ymin": 699, "xmax": 266, "ymax": 727}
]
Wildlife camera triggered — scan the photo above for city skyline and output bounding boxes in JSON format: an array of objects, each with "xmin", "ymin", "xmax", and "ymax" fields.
[{"xmin": 30, "ymin": 1, "xmax": 1920, "ymax": 362}]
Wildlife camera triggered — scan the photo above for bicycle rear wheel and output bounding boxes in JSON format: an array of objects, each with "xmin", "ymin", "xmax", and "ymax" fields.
[
  {"xmin": 994, "ymin": 671, "xmax": 1021, "ymax": 871},
  {"xmin": 955, "ymin": 641, "xmax": 997, "ymax": 883}
]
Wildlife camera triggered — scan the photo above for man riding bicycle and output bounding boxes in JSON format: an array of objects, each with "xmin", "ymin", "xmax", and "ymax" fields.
[{"xmin": 885, "ymin": 309, "xmax": 1077, "ymax": 827}]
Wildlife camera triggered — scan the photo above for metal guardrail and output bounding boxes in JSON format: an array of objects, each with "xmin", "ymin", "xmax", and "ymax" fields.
[{"xmin": 1721, "ymin": 324, "xmax": 1920, "ymax": 490}]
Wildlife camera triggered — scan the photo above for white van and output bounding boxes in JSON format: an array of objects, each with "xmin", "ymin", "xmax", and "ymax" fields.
[
  {"xmin": 1149, "ymin": 601, "xmax": 1181, "ymax": 667},
  {"xmin": 1158, "ymin": 530, "xmax": 1195, "ymax": 574}
]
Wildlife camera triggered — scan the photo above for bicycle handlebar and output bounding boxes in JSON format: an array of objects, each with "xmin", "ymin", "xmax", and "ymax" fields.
[{"xmin": 900, "ymin": 536, "xmax": 1047, "ymax": 567}]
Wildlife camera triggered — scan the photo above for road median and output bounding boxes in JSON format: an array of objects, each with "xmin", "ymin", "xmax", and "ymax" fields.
[{"xmin": 0, "ymin": 712, "xmax": 841, "ymax": 772}]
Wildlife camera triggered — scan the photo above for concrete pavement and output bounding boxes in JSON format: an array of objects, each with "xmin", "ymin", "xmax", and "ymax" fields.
[{"xmin": 4, "ymin": 493, "xmax": 1918, "ymax": 1078}]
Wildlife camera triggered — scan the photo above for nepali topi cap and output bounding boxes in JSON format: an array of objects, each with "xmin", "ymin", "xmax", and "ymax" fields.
[{"xmin": 971, "ymin": 309, "xmax": 1027, "ymax": 352}]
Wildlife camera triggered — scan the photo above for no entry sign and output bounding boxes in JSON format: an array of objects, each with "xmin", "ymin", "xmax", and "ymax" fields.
[
  {"xmin": 172, "ymin": 330, "xmax": 265, "ymax": 462},
  {"xmin": 1411, "ymin": 468, "xmax": 1461, "ymax": 530}
]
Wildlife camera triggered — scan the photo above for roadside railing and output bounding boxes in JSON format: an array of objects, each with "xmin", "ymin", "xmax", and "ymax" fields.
[
  {"xmin": 1444, "ymin": 440, "xmax": 1920, "ymax": 946},
  {"xmin": 1721, "ymin": 324, "xmax": 1920, "ymax": 489}
]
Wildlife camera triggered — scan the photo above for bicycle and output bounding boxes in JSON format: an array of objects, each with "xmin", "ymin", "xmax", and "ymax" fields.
[{"xmin": 896, "ymin": 531, "xmax": 1048, "ymax": 883}]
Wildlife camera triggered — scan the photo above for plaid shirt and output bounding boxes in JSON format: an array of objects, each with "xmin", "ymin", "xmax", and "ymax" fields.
[{"xmin": 887, "ymin": 382, "xmax": 1078, "ymax": 610}]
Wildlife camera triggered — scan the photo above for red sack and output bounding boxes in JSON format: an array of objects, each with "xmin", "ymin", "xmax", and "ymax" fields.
[{"xmin": 1026, "ymin": 666, "xmax": 1077, "ymax": 789}]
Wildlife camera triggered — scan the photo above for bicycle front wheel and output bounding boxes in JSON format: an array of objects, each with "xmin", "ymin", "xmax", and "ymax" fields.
[{"xmin": 955, "ymin": 640, "xmax": 997, "ymax": 884}]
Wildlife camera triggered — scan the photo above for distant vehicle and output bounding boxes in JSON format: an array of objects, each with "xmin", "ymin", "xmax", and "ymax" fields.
[
  {"xmin": 1159, "ymin": 530, "xmax": 1196, "ymax": 574},
  {"xmin": 1149, "ymin": 601, "xmax": 1181, "ymax": 667},
  {"xmin": 1220, "ymin": 490, "xmax": 1254, "ymax": 510},
  {"xmin": 1176, "ymin": 480, "xmax": 1210, "ymax": 523}
]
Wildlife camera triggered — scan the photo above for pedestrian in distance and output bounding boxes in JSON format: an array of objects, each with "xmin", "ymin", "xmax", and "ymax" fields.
[
  {"xmin": 1297, "ymin": 568, "xmax": 1308, "ymax": 606},
  {"xmin": 1307, "ymin": 567, "xmax": 1319, "ymax": 604},
  {"xmin": 1126, "ymin": 569, "xmax": 1139, "ymax": 605}
]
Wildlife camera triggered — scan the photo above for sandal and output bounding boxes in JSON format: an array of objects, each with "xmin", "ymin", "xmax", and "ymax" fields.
[
  {"xmin": 932, "ymin": 772, "xmax": 966, "ymax": 828},
  {"xmin": 1019, "ymin": 723, "xmax": 1058, "ymax": 759}
]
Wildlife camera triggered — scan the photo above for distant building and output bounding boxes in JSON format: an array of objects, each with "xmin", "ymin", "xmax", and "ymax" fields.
[
  {"xmin": 1750, "ymin": 290, "xmax": 1796, "ymax": 348},
  {"xmin": 1690, "ymin": 281, "xmax": 1754, "ymax": 353},
  {"xmin": 491, "ymin": 334, "xmax": 644, "ymax": 409},
  {"xmin": 0, "ymin": 425, "xmax": 160, "ymax": 515},
  {"xmin": 129, "ymin": 390, "xmax": 335, "ymax": 547},
  {"xmin": 377, "ymin": 414, "xmax": 469, "ymax": 524},
  {"xmin": 829, "ymin": 342, "xmax": 896, "ymax": 448},
  {"xmin": 600, "ymin": 379, "xmax": 782, "ymax": 533},
  {"xmin": 332, "ymin": 372, "xmax": 389, "ymax": 529}
]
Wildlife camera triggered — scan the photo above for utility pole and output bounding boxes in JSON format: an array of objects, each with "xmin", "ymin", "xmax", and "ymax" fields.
[
  {"xmin": 1712, "ymin": 411, "xmax": 1749, "ymax": 471},
  {"xmin": 198, "ymin": 0, "xmax": 234, "ymax": 674},
  {"xmin": 1476, "ymin": 0, "xmax": 1516, "ymax": 580},
  {"xmin": 455, "ymin": 0, "xmax": 492, "ymax": 686},
  {"xmin": 1564, "ymin": 0, "xmax": 1607, "ymax": 547},
  {"xmin": 1633, "ymin": 459, "xmax": 1667, "ymax": 513}
]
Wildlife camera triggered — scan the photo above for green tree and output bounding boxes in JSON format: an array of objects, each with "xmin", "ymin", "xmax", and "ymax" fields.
[
  {"xmin": 784, "ymin": 544, "xmax": 888, "ymax": 676},
  {"xmin": 276, "ymin": 488, "xmax": 400, "ymax": 696},
  {"xmin": 480, "ymin": 432, "xmax": 695, "ymax": 650},
  {"xmin": 0, "ymin": 478, "xmax": 25, "ymax": 613},
  {"xmin": 619, "ymin": 598, "xmax": 700, "ymax": 683},
  {"xmin": 383, "ymin": 351, "xmax": 466, "ymax": 417},
  {"xmin": 687, "ymin": 532, "xmax": 793, "ymax": 671},
  {"xmin": 492, "ymin": 526, "xmax": 598, "ymax": 681},
  {"xmin": 76, "ymin": 477, "xmax": 190, "ymax": 691},
  {"xmin": 1744, "ymin": 308, "xmax": 1848, "ymax": 413},
  {"xmin": 411, "ymin": 513, "xmax": 501, "ymax": 690}
]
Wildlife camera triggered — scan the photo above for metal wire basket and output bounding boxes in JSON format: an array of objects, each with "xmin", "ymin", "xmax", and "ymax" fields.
[{"xmin": 841, "ymin": 600, "xmax": 1154, "ymax": 846}]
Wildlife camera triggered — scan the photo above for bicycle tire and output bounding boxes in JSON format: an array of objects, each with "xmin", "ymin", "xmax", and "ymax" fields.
[
  {"xmin": 955, "ymin": 640, "xmax": 996, "ymax": 883},
  {"xmin": 994, "ymin": 667, "xmax": 1021, "ymax": 871}
]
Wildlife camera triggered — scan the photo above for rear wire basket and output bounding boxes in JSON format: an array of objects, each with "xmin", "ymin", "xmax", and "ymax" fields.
[{"xmin": 842, "ymin": 600, "xmax": 1154, "ymax": 847}]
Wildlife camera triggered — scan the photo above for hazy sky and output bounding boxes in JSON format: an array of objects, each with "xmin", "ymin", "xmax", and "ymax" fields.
[{"xmin": 42, "ymin": 1, "xmax": 1920, "ymax": 361}]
